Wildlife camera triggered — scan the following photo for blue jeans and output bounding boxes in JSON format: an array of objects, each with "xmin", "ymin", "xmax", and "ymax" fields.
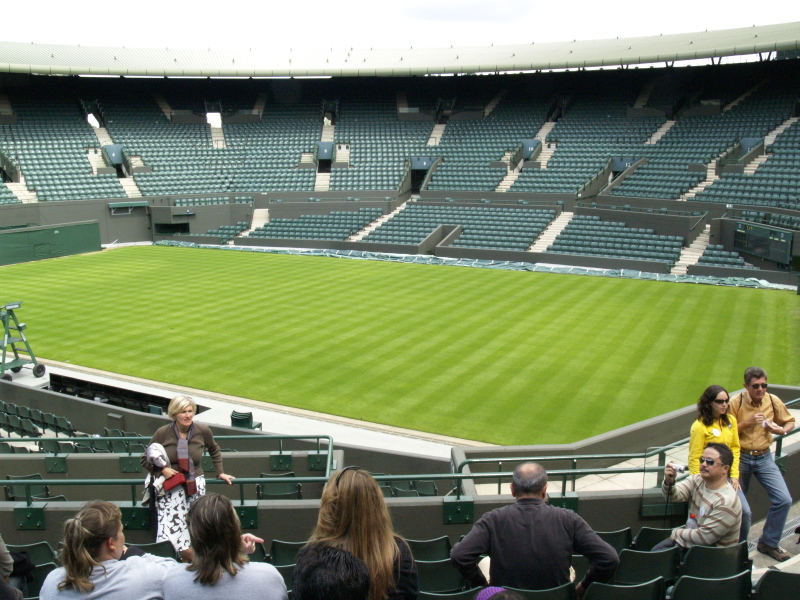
[
  {"xmin": 736, "ymin": 489, "xmax": 751, "ymax": 544},
  {"xmin": 739, "ymin": 451, "xmax": 792, "ymax": 547}
]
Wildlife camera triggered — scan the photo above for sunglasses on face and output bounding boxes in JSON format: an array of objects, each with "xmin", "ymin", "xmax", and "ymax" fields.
[
  {"xmin": 750, "ymin": 383, "xmax": 768, "ymax": 389},
  {"xmin": 699, "ymin": 458, "xmax": 718, "ymax": 466},
  {"xmin": 712, "ymin": 399, "xmax": 729, "ymax": 404}
]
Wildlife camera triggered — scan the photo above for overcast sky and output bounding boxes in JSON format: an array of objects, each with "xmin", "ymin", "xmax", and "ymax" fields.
[{"xmin": 5, "ymin": 1, "xmax": 799, "ymax": 51}]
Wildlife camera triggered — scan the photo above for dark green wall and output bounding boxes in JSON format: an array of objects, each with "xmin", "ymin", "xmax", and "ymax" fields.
[{"xmin": 0, "ymin": 221, "xmax": 101, "ymax": 266}]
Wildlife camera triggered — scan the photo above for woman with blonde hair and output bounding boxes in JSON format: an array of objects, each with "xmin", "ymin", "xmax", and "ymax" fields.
[
  {"xmin": 39, "ymin": 501, "xmax": 174, "ymax": 600},
  {"xmin": 163, "ymin": 493, "xmax": 286, "ymax": 600},
  {"xmin": 308, "ymin": 467, "xmax": 419, "ymax": 600},
  {"xmin": 142, "ymin": 395, "xmax": 235, "ymax": 562}
]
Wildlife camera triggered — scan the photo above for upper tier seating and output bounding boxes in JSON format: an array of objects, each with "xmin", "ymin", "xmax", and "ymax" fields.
[
  {"xmin": 428, "ymin": 95, "xmax": 550, "ymax": 192},
  {"xmin": 331, "ymin": 95, "xmax": 430, "ymax": 191},
  {"xmin": 0, "ymin": 94, "xmax": 126, "ymax": 202},
  {"xmin": 101, "ymin": 95, "xmax": 319, "ymax": 195}
]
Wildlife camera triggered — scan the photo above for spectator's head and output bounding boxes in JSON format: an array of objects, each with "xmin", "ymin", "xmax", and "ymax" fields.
[
  {"xmin": 293, "ymin": 542, "xmax": 370, "ymax": 600},
  {"xmin": 167, "ymin": 394, "xmax": 197, "ymax": 429},
  {"xmin": 700, "ymin": 443, "xmax": 733, "ymax": 485},
  {"xmin": 511, "ymin": 462, "xmax": 547, "ymax": 499},
  {"xmin": 744, "ymin": 367, "xmax": 768, "ymax": 402},
  {"xmin": 312, "ymin": 467, "xmax": 399, "ymax": 600},
  {"xmin": 475, "ymin": 588, "xmax": 525, "ymax": 600},
  {"xmin": 186, "ymin": 493, "xmax": 247, "ymax": 585},
  {"xmin": 58, "ymin": 501, "xmax": 124, "ymax": 593},
  {"xmin": 697, "ymin": 385, "xmax": 730, "ymax": 426}
]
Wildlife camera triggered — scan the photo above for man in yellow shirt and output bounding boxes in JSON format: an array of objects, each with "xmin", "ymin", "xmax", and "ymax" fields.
[{"xmin": 729, "ymin": 366, "xmax": 795, "ymax": 562}]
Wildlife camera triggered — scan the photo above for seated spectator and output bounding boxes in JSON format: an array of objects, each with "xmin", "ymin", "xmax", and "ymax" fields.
[
  {"xmin": 307, "ymin": 467, "xmax": 419, "ymax": 600},
  {"xmin": 475, "ymin": 588, "xmax": 524, "ymax": 600},
  {"xmin": 163, "ymin": 493, "xmax": 286, "ymax": 600},
  {"xmin": 655, "ymin": 442, "xmax": 742, "ymax": 551},
  {"xmin": 39, "ymin": 501, "xmax": 175, "ymax": 600},
  {"xmin": 293, "ymin": 543, "xmax": 369, "ymax": 600},
  {"xmin": 451, "ymin": 463, "xmax": 617, "ymax": 598}
]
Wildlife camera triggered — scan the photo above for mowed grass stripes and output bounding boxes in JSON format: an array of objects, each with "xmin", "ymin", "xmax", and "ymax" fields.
[{"xmin": 2, "ymin": 246, "xmax": 798, "ymax": 446}]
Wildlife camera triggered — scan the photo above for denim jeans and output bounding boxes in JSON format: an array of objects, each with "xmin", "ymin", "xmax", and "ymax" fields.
[
  {"xmin": 737, "ymin": 489, "xmax": 752, "ymax": 543},
  {"xmin": 739, "ymin": 450, "xmax": 792, "ymax": 547}
]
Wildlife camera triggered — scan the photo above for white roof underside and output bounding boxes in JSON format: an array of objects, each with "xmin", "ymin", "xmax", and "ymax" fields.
[{"xmin": 1, "ymin": 22, "xmax": 798, "ymax": 77}]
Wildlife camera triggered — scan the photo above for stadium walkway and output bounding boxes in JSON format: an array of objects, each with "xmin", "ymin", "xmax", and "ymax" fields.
[{"xmin": 12, "ymin": 359, "xmax": 494, "ymax": 459}]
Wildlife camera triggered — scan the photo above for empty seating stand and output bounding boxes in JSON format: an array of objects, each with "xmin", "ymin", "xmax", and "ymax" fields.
[
  {"xmin": 363, "ymin": 204, "xmax": 556, "ymax": 251},
  {"xmin": 249, "ymin": 208, "xmax": 382, "ymax": 241},
  {"xmin": 696, "ymin": 245, "xmax": 755, "ymax": 269},
  {"xmin": 546, "ymin": 215, "xmax": 683, "ymax": 266}
]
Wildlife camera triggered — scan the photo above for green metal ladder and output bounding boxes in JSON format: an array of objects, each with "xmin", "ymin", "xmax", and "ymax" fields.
[{"xmin": 1, "ymin": 301, "xmax": 46, "ymax": 381}]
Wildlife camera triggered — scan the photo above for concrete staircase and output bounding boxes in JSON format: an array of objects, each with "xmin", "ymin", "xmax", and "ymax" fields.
[
  {"xmin": 396, "ymin": 92, "xmax": 408, "ymax": 112},
  {"xmin": 350, "ymin": 201, "xmax": 410, "ymax": 241},
  {"xmin": 765, "ymin": 116, "xmax": 798, "ymax": 146},
  {"xmin": 86, "ymin": 149, "xmax": 107, "ymax": 175},
  {"xmin": 335, "ymin": 144, "xmax": 351, "ymax": 166},
  {"xmin": 253, "ymin": 93, "xmax": 268, "ymax": 118},
  {"xmin": 299, "ymin": 153, "xmax": 316, "ymax": 167},
  {"xmin": 534, "ymin": 122, "xmax": 557, "ymax": 169},
  {"xmin": 744, "ymin": 154, "xmax": 770, "ymax": 175},
  {"xmin": 314, "ymin": 172, "xmax": 330, "ymax": 192},
  {"xmin": 94, "ymin": 127, "xmax": 114, "ymax": 147},
  {"xmin": 645, "ymin": 120, "xmax": 676, "ymax": 145},
  {"xmin": 321, "ymin": 124, "xmax": 335, "ymax": 142},
  {"xmin": 681, "ymin": 161, "xmax": 719, "ymax": 200},
  {"xmin": 723, "ymin": 80, "xmax": 767, "ymax": 112},
  {"xmin": 428, "ymin": 123, "xmax": 445, "ymax": 146},
  {"xmin": 119, "ymin": 178, "xmax": 142, "ymax": 198},
  {"xmin": 6, "ymin": 173, "xmax": 39, "ymax": 203},
  {"xmin": 495, "ymin": 151, "xmax": 522, "ymax": 192},
  {"xmin": 210, "ymin": 126, "xmax": 226, "ymax": 149},
  {"xmin": 129, "ymin": 156, "xmax": 146, "ymax": 169},
  {"xmin": 153, "ymin": 93, "xmax": 172, "ymax": 120},
  {"xmin": 241, "ymin": 208, "xmax": 270, "ymax": 236},
  {"xmin": 633, "ymin": 81, "xmax": 655, "ymax": 108},
  {"xmin": 0, "ymin": 93, "xmax": 13, "ymax": 117},
  {"xmin": 484, "ymin": 90, "xmax": 506, "ymax": 116},
  {"xmin": 671, "ymin": 224, "xmax": 710, "ymax": 275},
  {"xmin": 529, "ymin": 211, "xmax": 573, "ymax": 252}
]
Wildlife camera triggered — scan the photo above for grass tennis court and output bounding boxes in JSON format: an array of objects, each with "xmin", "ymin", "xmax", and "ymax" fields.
[{"xmin": 2, "ymin": 245, "xmax": 798, "ymax": 446}]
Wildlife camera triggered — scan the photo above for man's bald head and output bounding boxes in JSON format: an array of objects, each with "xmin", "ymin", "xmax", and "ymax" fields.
[{"xmin": 511, "ymin": 462, "xmax": 547, "ymax": 498}]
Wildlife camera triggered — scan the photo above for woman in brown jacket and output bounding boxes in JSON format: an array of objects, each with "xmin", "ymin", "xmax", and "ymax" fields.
[{"xmin": 144, "ymin": 395, "xmax": 235, "ymax": 562}]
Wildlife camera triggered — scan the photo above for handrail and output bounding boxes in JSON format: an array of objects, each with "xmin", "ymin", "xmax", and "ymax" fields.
[
  {"xmin": 7, "ymin": 467, "xmax": 666, "ymax": 507},
  {"xmin": 13, "ymin": 434, "xmax": 334, "ymax": 466}
]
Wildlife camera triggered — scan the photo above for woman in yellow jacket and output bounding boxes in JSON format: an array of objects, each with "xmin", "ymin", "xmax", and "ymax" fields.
[{"xmin": 688, "ymin": 385, "xmax": 751, "ymax": 542}]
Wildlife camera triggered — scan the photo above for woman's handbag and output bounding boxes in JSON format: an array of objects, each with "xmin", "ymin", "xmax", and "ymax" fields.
[{"xmin": 163, "ymin": 472, "xmax": 186, "ymax": 492}]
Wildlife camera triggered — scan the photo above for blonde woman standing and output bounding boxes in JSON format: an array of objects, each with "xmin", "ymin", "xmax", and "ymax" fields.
[{"xmin": 143, "ymin": 395, "xmax": 235, "ymax": 562}]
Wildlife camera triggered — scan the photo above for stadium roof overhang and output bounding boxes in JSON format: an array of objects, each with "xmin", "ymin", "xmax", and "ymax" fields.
[{"xmin": 1, "ymin": 22, "xmax": 798, "ymax": 78}]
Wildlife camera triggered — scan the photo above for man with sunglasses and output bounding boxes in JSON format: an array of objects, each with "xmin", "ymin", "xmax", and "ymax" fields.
[
  {"xmin": 729, "ymin": 366, "xmax": 795, "ymax": 562},
  {"xmin": 658, "ymin": 443, "xmax": 742, "ymax": 550}
]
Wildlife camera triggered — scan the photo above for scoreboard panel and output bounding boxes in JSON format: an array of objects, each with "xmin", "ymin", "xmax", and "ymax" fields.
[{"xmin": 733, "ymin": 222, "xmax": 793, "ymax": 265}]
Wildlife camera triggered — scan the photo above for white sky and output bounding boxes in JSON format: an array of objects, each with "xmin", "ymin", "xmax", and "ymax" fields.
[{"xmin": 4, "ymin": 1, "xmax": 799, "ymax": 52}]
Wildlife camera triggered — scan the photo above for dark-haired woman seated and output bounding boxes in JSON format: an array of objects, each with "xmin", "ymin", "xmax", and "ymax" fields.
[{"xmin": 162, "ymin": 493, "xmax": 287, "ymax": 600}]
